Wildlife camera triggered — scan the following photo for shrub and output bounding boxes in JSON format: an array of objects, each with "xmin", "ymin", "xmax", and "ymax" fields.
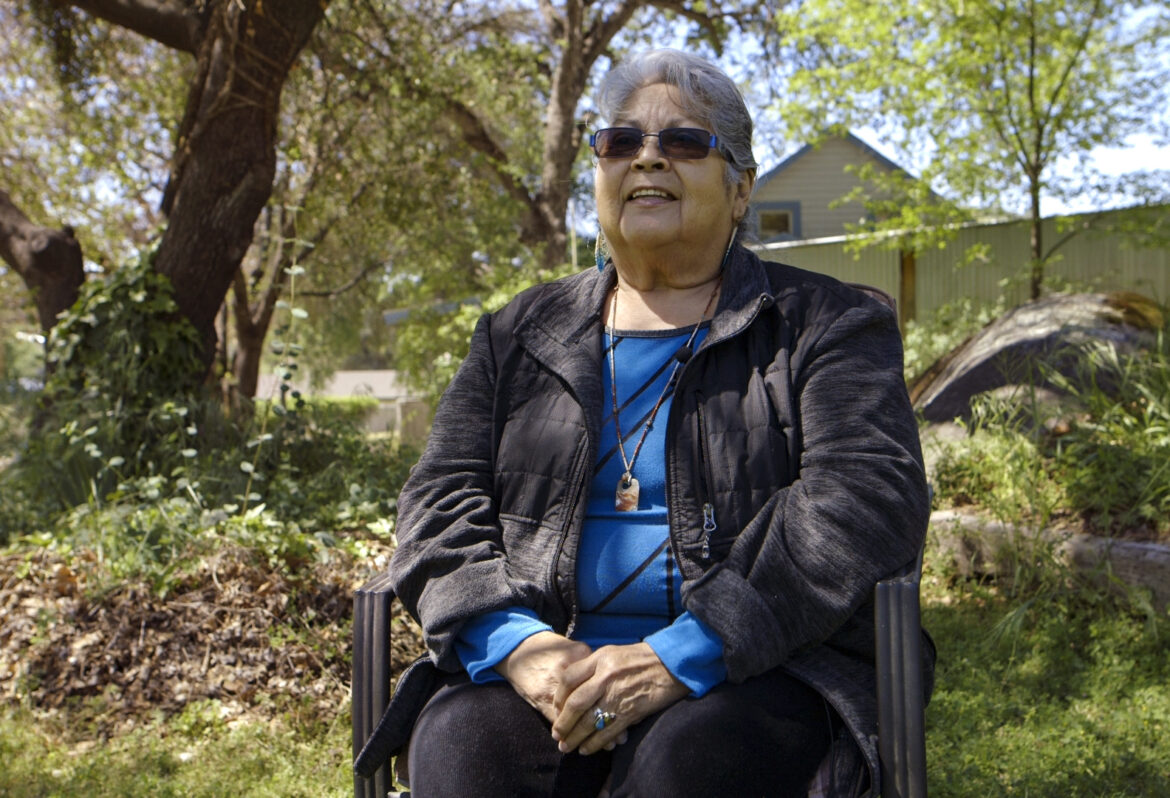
[{"xmin": 903, "ymin": 296, "xmax": 1005, "ymax": 384}]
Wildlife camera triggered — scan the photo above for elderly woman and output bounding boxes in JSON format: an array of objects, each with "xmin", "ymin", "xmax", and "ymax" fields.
[{"xmin": 385, "ymin": 49, "xmax": 932, "ymax": 797}]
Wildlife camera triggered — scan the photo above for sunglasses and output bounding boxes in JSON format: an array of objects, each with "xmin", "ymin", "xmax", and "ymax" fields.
[{"xmin": 590, "ymin": 127, "xmax": 719, "ymax": 160}]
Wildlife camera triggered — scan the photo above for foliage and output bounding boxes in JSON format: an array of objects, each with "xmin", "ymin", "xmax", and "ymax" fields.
[
  {"xmin": 0, "ymin": 4, "xmax": 187, "ymax": 266},
  {"xmin": 932, "ymin": 397, "xmax": 1067, "ymax": 531},
  {"xmin": 0, "ymin": 249, "xmax": 416, "ymax": 564},
  {"xmin": 391, "ymin": 258, "xmax": 579, "ymax": 404},
  {"xmin": 1047, "ymin": 331, "xmax": 1170, "ymax": 538},
  {"xmin": 6, "ymin": 251, "xmax": 204, "ymax": 518},
  {"xmin": 903, "ymin": 295, "xmax": 1005, "ymax": 384},
  {"xmin": 776, "ymin": 0, "xmax": 1170, "ymax": 296},
  {"xmin": 923, "ymin": 550, "xmax": 1170, "ymax": 797},
  {"xmin": 931, "ymin": 305, "xmax": 1170, "ymax": 541},
  {"xmin": 0, "ymin": 331, "xmax": 41, "ymax": 463}
]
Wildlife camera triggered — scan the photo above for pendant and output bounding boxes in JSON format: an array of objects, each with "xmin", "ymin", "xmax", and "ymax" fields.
[{"xmin": 615, "ymin": 474, "xmax": 640, "ymax": 511}]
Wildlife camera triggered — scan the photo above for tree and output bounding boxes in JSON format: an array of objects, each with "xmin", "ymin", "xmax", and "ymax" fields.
[
  {"xmin": 3, "ymin": 0, "xmax": 768, "ymax": 407},
  {"xmin": 1, "ymin": 0, "xmax": 328, "ymax": 368},
  {"xmin": 1, "ymin": 4, "xmax": 186, "ymax": 332},
  {"xmin": 777, "ymin": 0, "xmax": 1170, "ymax": 299},
  {"xmin": 351, "ymin": 0, "xmax": 758, "ymax": 273},
  {"xmin": 216, "ymin": 0, "xmax": 552, "ymax": 402},
  {"xmin": 250, "ymin": 0, "xmax": 764, "ymax": 399}
]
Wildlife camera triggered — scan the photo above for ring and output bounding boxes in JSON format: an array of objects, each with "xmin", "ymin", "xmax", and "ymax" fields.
[{"xmin": 593, "ymin": 707, "xmax": 617, "ymax": 730}]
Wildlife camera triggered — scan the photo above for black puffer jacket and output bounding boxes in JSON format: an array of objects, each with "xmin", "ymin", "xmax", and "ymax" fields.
[{"xmin": 388, "ymin": 246, "xmax": 932, "ymax": 795}]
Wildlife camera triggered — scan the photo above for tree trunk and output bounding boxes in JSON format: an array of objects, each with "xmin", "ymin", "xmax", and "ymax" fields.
[
  {"xmin": 1029, "ymin": 175, "xmax": 1043, "ymax": 300},
  {"xmin": 154, "ymin": 0, "xmax": 326, "ymax": 367},
  {"xmin": 0, "ymin": 190, "xmax": 85, "ymax": 332}
]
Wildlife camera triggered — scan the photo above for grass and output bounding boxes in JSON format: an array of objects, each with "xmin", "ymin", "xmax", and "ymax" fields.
[
  {"xmin": 3, "ymin": 538, "xmax": 1167, "ymax": 797},
  {"xmin": 922, "ymin": 546, "xmax": 1170, "ymax": 797},
  {"xmin": 0, "ymin": 701, "xmax": 353, "ymax": 798}
]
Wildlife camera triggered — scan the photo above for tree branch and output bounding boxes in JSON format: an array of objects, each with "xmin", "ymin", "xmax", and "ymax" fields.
[
  {"xmin": 67, "ymin": 0, "xmax": 207, "ymax": 53},
  {"xmin": 0, "ymin": 189, "xmax": 85, "ymax": 331}
]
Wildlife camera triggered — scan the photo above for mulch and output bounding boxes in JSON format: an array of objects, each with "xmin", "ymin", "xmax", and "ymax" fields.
[{"xmin": 0, "ymin": 540, "xmax": 426, "ymax": 737}]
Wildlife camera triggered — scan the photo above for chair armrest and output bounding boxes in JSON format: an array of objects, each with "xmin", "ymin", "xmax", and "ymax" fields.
[
  {"xmin": 353, "ymin": 572, "xmax": 397, "ymax": 798},
  {"xmin": 875, "ymin": 547, "xmax": 927, "ymax": 798}
]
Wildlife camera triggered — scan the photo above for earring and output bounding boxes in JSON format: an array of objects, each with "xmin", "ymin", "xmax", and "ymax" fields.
[{"xmin": 594, "ymin": 231, "xmax": 609, "ymax": 272}]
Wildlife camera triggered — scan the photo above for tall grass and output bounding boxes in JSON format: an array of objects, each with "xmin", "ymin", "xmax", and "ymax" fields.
[{"xmin": 931, "ymin": 307, "xmax": 1170, "ymax": 542}]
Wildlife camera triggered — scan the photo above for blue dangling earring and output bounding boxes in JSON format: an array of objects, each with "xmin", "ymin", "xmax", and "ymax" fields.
[{"xmin": 594, "ymin": 231, "xmax": 609, "ymax": 272}]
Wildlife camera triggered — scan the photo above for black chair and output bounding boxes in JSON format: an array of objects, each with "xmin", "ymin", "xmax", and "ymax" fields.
[{"xmin": 351, "ymin": 549, "xmax": 928, "ymax": 798}]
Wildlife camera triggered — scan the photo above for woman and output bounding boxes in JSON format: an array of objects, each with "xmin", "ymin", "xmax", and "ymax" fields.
[{"xmin": 384, "ymin": 49, "xmax": 932, "ymax": 797}]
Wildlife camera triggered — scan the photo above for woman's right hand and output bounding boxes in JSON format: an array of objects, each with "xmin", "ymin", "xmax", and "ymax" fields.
[{"xmin": 495, "ymin": 631, "xmax": 592, "ymax": 724}]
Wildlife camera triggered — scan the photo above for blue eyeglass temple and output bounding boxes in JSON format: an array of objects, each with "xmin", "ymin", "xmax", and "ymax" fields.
[{"xmin": 590, "ymin": 129, "xmax": 719, "ymax": 153}]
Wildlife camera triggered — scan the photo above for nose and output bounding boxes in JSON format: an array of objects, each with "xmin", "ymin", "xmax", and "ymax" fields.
[{"xmin": 632, "ymin": 134, "xmax": 668, "ymax": 170}]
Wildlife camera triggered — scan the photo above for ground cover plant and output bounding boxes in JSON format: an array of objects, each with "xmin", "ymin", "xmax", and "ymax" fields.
[
  {"xmin": 2, "ymin": 290, "xmax": 1168, "ymax": 795},
  {"xmin": 922, "ymin": 548, "xmax": 1170, "ymax": 797}
]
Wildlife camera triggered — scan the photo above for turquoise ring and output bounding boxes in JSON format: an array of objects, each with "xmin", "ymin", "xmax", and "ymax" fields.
[{"xmin": 593, "ymin": 708, "xmax": 617, "ymax": 730}]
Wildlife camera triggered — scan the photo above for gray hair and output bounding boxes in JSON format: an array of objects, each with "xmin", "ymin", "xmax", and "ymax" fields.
[{"xmin": 596, "ymin": 49, "xmax": 758, "ymax": 205}]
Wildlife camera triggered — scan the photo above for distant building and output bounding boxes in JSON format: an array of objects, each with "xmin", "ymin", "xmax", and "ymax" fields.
[
  {"xmin": 751, "ymin": 132, "xmax": 914, "ymax": 242},
  {"xmin": 256, "ymin": 369, "xmax": 430, "ymax": 444}
]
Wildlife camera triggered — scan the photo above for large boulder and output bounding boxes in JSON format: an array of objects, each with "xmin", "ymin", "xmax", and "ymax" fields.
[{"xmin": 910, "ymin": 291, "xmax": 1162, "ymax": 423}]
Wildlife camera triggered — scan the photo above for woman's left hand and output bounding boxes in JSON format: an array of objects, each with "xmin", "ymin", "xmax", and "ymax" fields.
[{"xmin": 550, "ymin": 642, "xmax": 690, "ymax": 755}]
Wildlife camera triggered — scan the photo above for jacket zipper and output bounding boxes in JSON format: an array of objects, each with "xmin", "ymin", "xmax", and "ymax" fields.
[
  {"xmin": 690, "ymin": 294, "xmax": 775, "ymax": 559},
  {"xmin": 694, "ymin": 395, "xmax": 718, "ymax": 559},
  {"xmin": 557, "ymin": 430, "xmax": 593, "ymax": 636}
]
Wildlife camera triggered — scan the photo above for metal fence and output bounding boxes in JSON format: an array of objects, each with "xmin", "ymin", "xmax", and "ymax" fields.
[{"xmin": 754, "ymin": 206, "xmax": 1170, "ymax": 324}]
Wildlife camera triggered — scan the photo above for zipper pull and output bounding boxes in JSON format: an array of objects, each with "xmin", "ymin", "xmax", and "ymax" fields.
[{"xmin": 701, "ymin": 502, "xmax": 717, "ymax": 559}]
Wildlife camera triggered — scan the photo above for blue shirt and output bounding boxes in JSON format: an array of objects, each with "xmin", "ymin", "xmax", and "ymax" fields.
[{"xmin": 455, "ymin": 324, "xmax": 726, "ymax": 696}]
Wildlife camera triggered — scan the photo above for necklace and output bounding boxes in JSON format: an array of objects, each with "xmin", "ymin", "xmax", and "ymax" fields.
[{"xmin": 607, "ymin": 274, "xmax": 722, "ymax": 511}]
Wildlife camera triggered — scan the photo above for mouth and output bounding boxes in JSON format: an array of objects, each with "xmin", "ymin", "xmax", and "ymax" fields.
[{"xmin": 627, "ymin": 187, "xmax": 675, "ymax": 202}]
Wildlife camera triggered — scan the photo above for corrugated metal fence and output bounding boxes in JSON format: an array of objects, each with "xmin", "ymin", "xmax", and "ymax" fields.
[{"xmin": 754, "ymin": 207, "xmax": 1170, "ymax": 325}]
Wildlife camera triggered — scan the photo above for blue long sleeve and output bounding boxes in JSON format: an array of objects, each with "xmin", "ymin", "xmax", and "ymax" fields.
[
  {"xmin": 645, "ymin": 611, "xmax": 726, "ymax": 696},
  {"xmin": 455, "ymin": 607, "xmax": 553, "ymax": 683}
]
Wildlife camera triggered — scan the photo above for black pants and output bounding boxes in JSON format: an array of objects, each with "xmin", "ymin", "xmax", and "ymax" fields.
[{"xmin": 406, "ymin": 667, "xmax": 835, "ymax": 798}]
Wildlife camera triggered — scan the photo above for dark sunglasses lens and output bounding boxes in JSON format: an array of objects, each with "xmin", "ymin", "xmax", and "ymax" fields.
[
  {"xmin": 659, "ymin": 128, "xmax": 712, "ymax": 158},
  {"xmin": 595, "ymin": 128, "xmax": 643, "ymax": 157},
  {"xmin": 592, "ymin": 127, "xmax": 715, "ymax": 158}
]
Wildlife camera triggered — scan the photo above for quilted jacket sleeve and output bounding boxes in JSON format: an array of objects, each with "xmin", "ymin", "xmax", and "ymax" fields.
[
  {"xmin": 684, "ymin": 294, "xmax": 929, "ymax": 682},
  {"xmin": 387, "ymin": 313, "xmax": 546, "ymax": 672}
]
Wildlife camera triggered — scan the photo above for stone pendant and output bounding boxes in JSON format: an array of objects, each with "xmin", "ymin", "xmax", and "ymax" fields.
[{"xmin": 615, "ymin": 475, "xmax": 640, "ymax": 511}]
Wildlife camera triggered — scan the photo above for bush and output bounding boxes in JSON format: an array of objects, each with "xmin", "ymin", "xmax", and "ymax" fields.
[
  {"xmin": 1047, "ymin": 331, "xmax": 1170, "ymax": 539},
  {"xmin": 0, "ymin": 250, "xmax": 418, "ymax": 583},
  {"xmin": 931, "ymin": 302, "xmax": 1170, "ymax": 542}
]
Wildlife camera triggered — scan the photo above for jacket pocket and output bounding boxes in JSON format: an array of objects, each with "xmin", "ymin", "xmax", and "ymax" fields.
[{"xmin": 694, "ymin": 394, "xmax": 722, "ymax": 560}]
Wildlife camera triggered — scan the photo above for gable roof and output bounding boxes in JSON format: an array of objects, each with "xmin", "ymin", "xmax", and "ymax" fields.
[{"xmin": 755, "ymin": 131, "xmax": 908, "ymax": 190}]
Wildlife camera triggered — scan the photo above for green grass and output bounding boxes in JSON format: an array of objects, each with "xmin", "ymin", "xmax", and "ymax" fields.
[
  {"xmin": 4, "ymin": 542, "xmax": 1167, "ymax": 796},
  {"xmin": 0, "ymin": 701, "xmax": 353, "ymax": 798},
  {"xmin": 922, "ymin": 548, "xmax": 1170, "ymax": 797}
]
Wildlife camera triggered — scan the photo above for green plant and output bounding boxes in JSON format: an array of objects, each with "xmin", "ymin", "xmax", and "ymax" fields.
[
  {"xmin": 933, "ymin": 388, "xmax": 1066, "ymax": 530},
  {"xmin": 923, "ymin": 547, "xmax": 1170, "ymax": 797},
  {"xmin": 1047, "ymin": 331, "xmax": 1170, "ymax": 539},
  {"xmin": 9, "ymin": 250, "xmax": 204, "ymax": 517},
  {"xmin": 903, "ymin": 296, "xmax": 1005, "ymax": 384}
]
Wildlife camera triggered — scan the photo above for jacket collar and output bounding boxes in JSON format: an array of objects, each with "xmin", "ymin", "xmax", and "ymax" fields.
[
  {"xmin": 512, "ymin": 266, "xmax": 612, "ymax": 424},
  {"xmin": 708, "ymin": 244, "xmax": 775, "ymax": 345}
]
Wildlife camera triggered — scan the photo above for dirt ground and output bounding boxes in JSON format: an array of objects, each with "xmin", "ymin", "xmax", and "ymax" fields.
[{"xmin": 0, "ymin": 541, "xmax": 426, "ymax": 737}]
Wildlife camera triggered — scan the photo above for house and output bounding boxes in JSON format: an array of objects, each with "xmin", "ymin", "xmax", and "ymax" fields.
[
  {"xmin": 750, "ymin": 131, "xmax": 911, "ymax": 242},
  {"xmin": 255, "ymin": 369, "xmax": 430, "ymax": 443}
]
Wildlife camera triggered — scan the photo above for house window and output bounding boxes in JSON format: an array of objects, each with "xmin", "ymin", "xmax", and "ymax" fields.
[{"xmin": 759, "ymin": 209, "xmax": 792, "ymax": 239}]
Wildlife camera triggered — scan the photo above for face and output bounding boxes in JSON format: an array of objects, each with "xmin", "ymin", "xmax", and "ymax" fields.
[{"xmin": 594, "ymin": 83, "xmax": 753, "ymax": 265}]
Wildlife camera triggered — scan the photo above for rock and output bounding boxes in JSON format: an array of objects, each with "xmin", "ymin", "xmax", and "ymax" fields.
[
  {"xmin": 911, "ymin": 292, "xmax": 1161, "ymax": 423},
  {"xmin": 931, "ymin": 509, "xmax": 1170, "ymax": 611}
]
